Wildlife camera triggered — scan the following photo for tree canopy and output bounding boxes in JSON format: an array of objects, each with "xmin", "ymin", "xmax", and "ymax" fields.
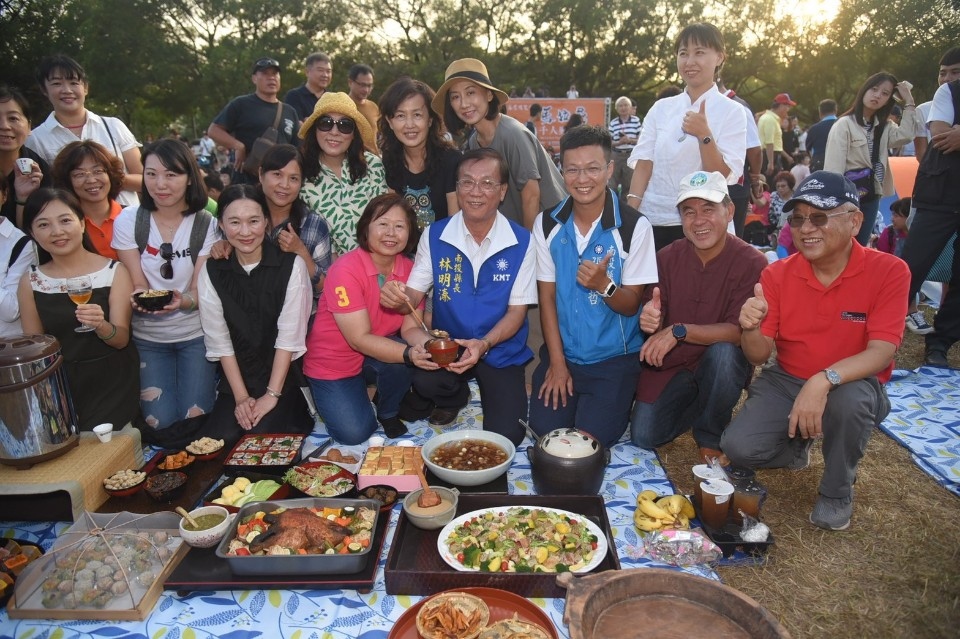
[{"xmin": 1, "ymin": 0, "xmax": 955, "ymax": 139}]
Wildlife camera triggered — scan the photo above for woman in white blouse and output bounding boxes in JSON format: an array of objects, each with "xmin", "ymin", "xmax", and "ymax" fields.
[{"xmin": 198, "ymin": 184, "xmax": 313, "ymax": 443}]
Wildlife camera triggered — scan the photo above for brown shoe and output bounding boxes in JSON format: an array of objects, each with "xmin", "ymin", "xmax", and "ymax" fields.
[
  {"xmin": 699, "ymin": 447, "xmax": 730, "ymax": 467},
  {"xmin": 428, "ymin": 406, "xmax": 462, "ymax": 427}
]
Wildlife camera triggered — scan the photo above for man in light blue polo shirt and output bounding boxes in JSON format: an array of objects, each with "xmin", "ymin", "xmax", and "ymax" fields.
[{"xmin": 529, "ymin": 126, "xmax": 658, "ymax": 447}]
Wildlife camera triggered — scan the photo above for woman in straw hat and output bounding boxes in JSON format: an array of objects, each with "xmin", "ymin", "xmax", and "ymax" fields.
[
  {"xmin": 433, "ymin": 58, "xmax": 565, "ymax": 229},
  {"xmin": 299, "ymin": 92, "xmax": 387, "ymax": 256}
]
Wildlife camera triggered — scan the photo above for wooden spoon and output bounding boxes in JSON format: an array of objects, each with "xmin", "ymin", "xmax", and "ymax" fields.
[
  {"xmin": 393, "ymin": 281, "xmax": 431, "ymax": 334},
  {"xmin": 415, "ymin": 462, "xmax": 442, "ymax": 508},
  {"xmin": 176, "ymin": 506, "xmax": 199, "ymax": 529}
]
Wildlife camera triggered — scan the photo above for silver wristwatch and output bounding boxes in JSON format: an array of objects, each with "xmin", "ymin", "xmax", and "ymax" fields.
[{"xmin": 823, "ymin": 368, "xmax": 842, "ymax": 387}]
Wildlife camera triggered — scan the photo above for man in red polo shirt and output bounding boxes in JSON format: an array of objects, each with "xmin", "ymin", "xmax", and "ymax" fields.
[{"xmin": 721, "ymin": 171, "xmax": 909, "ymax": 531}]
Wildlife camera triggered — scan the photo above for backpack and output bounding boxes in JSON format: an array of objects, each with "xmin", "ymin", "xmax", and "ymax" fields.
[
  {"xmin": 7, "ymin": 236, "xmax": 31, "ymax": 268},
  {"xmin": 133, "ymin": 206, "xmax": 213, "ymax": 264}
]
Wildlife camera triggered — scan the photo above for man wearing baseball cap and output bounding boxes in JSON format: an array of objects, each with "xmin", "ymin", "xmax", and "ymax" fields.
[
  {"xmin": 208, "ymin": 57, "xmax": 299, "ymax": 183},
  {"xmin": 631, "ymin": 171, "xmax": 766, "ymax": 464},
  {"xmin": 722, "ymin": 171, "xmax": 910, "ymax": 530},
  {"xmin": 757, "ymin": 93, "xmax": 797, "ymax": 178}
]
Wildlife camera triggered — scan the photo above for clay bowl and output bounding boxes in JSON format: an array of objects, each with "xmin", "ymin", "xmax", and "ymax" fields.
[
  {"xmin": 144, "ymin": 471, "xmax": 188, "ymax": 502},
  {"xmin": 134, "ymin": 289, "xmax": 173, "ymax": 311},
  {"xmin": 358, "ymin": 484, "xmax": 399, "ymax": 512}
]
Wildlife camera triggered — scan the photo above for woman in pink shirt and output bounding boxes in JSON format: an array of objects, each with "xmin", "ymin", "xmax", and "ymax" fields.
[{"xmin": 303, "ymin": 193, "xmax": 436, "ymax": 444}]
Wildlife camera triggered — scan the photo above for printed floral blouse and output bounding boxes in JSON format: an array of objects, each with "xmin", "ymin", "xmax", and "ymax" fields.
[{"xmin": 300, "ymin": 152, "xmax": 387, "ymax": 256}]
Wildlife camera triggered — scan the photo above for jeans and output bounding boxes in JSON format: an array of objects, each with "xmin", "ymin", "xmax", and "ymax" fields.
[
  {"xmin": 529, "ymin": 346, "xmax": 640, "ymax": 448},
  {"xmin": 856, "ymin": 197, "xmax": 880, "ymax": 246},
  {"xmin": 134, "ymin": 335, "xmax": 217, "ymax": 430},
  {"xmin": 308, "ymin": 356, "xmax": 412, "ymax": 445},
  {"xmin": 630, "ymin": 342, "xmax": 752, "ymax": 450}
]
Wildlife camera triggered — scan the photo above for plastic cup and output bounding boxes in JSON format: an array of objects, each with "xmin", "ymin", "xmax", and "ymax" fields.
[
  {"xmin": 93, "ymin": 423, "xmax": 114, "ymax": 443},
  {"xmin": 367, "ymin": 435, "xmax": 385, "ymax": 447},
  {"xmin": 733, "ymin": 479, "xmax": 767, "ymax": 524},
  {"xmin": 692, "ymin": 464, "xmax": 727, "ymax": 509},
  {"xmin": 700, "ymin": 479, "xmax": 735, "ymax": 529},
  {"xmin": 15, "ymin": 158, "xmax": 33, "ymax": 174}
]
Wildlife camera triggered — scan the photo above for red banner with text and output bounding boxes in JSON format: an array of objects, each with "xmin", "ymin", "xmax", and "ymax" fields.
[{"xmin": 505, "ymin": 98, "xmax": 611, "ymax": 150}]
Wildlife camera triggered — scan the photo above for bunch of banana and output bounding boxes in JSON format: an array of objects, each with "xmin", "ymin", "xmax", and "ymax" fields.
[{"xmin": 633, "ymin": 490, "xmax": 695, "ymax": 532}]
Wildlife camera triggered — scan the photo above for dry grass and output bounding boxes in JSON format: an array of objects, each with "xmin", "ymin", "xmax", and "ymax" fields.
[{"xmin": 658, "ymin": 311, "xmax": 960, "ymax": 639}]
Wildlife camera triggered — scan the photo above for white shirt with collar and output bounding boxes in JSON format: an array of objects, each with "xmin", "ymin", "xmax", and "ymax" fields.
[
  {"xmin": 26, "ymin": 109, "xmax": 141, "ymax": 207},
  {"xmin": 627, "ymin": 84, "xmax": 747, "ymax": 226},
  {"xmin": 0, "ymin": 218, "xmax": 36, "ymax": 338},
  {"xmin": 407, "ymin": 210, "xmax": 538, "ymax": 306}
]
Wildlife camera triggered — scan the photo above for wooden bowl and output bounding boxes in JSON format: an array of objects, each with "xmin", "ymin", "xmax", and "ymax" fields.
[
  {"xmin": 416, "ymin": 591, "xmax": 490, "ymax": 639},
  {"xmin": 144, "ymin": 471, "xmax": 188, "ymax": 502},
  {"xmin": 102, "ymin": 469, "xmax": 147, "ymax": 497}
]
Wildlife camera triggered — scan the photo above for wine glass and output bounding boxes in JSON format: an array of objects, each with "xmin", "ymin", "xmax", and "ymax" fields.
[{"xmin": 65, "ymin": 276, "xmax": 95, "ymax": 333}]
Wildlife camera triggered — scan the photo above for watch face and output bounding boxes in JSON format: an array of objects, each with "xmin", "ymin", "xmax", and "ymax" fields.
[
  {"xmin": 825, "ymin": 369, "xmax": 841, "ymax": 385},
  {"xmin": 672, "ymin": 324, "xmax": 686, "ymax": 341}
]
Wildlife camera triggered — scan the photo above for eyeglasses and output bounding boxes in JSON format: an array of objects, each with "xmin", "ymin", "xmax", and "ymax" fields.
[
  {"xmin": 159, "ymin": 242, "xmax": 174, "ymax": 280},
  {"xmin": 69, "ymin": 168, "xmax": 107, "ymax": 181},
  {"xmin": 785, "ymin": 211, "xmax": 850, "ymax": 228},
  {"xmin": 562, "ymin": 163, "xmax": 610, "ymax": 179},
  {"xmin": 456, "ymin": 178, "xmax": 502, "ymax": 193},
  {"xmin": 317, "ymin": 116, "xmax": 356, "ymax": 135}
]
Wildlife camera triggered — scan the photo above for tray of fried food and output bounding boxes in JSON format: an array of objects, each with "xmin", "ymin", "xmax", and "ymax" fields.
[
  {"xmin": 157, "ymin": 450, "xmax": 196, "ymax": 471},
  {"xmin": 186, "ymin": 437, "xmax": 226, "ymax": 460},
  {"xmin": 416, "ymin": 591, "xmax": 490, "ymax": 639}
]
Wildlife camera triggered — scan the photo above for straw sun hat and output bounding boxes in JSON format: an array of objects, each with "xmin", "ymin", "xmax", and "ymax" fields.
[
  {"xmin": 431, "ymin": 58, "xmax": 509, "ymax": 116},
  {"xmin": 298, "ymin": 91, "xmax": 376, "ymax": 152}
]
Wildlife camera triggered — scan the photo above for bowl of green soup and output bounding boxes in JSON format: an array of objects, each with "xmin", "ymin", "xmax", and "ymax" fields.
[{"xmin": 179, "ymin": 505, "xmax": 232, "ymax": 548}]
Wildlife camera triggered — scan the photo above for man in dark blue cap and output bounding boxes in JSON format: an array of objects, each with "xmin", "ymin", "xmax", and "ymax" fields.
[{"xmin": 721, "ymin": 171, "xmax": 910, "ymax": 531}]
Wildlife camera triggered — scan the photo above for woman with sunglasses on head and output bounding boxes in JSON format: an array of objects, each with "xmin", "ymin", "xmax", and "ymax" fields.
[
  {"xmin": 825, "ymin": 72, "xmax": 919, "ymax": 246},
  {"xmin": 625, "ymin": 23, "xmax": 747, "ymax": 250},
  {"xmin": 112, "ymin": 139, "xmax": 219, "ymax": 430},
  {"xmin": 299, "ymin": 92, "xmax": 386, "ymax": 257},
  {"xmin": 52, "ymin": 140, "xmax": 124, "ymax": 259},
  {"xmin": 198, "ymin": 185, "xmax": 313, "ymax": 444},
  {"xmin": 17, "ymin": 188, "xmax": 140, "ymax": 431},
  {"xmin": 379, "ymin": 78, "xmax": 461, "ymax": 231}
]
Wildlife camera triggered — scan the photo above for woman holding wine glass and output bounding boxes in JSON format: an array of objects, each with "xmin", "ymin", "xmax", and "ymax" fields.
[{"xmin": 17, "ymin": 188, "xmax": 140, "ymax": 431}]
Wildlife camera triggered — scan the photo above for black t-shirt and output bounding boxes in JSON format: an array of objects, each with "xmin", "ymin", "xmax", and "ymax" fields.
[
  {"xmin": 213, "ymin": 94, "xmax": 299, "ymax": 153},
  {"xmin": 2, "ymin": 147, "xmax": 51, "ymax": 227},
  {"xmin": 283, "ymin": 85, "xmax": 322, "ymax": 122},
  {"xmin": 385, "ymin": 147, "xmax": 461, "ymax": 229}
]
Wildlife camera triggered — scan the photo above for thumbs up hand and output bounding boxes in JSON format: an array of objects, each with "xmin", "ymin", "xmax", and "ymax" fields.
[
  {"xmin": 577, "ymin": 251, "xmax": 614, "ymax": 293},
  {"xmin": 739, "ymin": 283, "xmax": 768, "ymax": 330},
  {"xmin": 682, "ymin": 100, "xmax": 711, "ymax": 140},
  {"xmin": 640, "ymin": 286, "xmax": 663, "ymax": 334}
]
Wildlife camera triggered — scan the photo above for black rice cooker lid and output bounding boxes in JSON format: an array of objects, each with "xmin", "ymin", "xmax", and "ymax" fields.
[{"xmin": 0, "ymin": 334, "xmax": 61, "ymax": 365}]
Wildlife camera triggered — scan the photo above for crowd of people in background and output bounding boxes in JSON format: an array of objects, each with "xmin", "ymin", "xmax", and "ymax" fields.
[{"xmin": 0, "ymin": 30, "xmax": 957, "ymax": 533}]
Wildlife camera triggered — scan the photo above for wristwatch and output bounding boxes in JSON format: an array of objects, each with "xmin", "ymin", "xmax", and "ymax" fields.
[
  {"xmin": 823, "ymin": 368, "xmax": 842, "ymax": 387},
  {"xmin": 672, "ymin": 323, "xmax": 687, "ymax": 343},
  {"xmin": 600, "ymin": 280, "xmax": 618, "ymax": 298},
  {"xmin": 701, "ymin": 136, "xmax": 712, "ymax": 145}
]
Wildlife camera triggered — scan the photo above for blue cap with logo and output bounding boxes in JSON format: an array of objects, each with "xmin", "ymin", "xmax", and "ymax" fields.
[{"xmin": 783, "ymin": 171, "xmax": 860, "ymax": 212}]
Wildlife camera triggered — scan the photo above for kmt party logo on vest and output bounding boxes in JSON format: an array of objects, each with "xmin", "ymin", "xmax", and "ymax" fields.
[{"xmin": 493, "ymin": 258, "xmax": 511, "ymax": 282}]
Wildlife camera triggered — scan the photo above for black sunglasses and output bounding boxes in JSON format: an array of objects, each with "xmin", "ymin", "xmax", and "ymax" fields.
[
  {"xmin": 159, "ymin": 242, "xmax": 174, "ymax": 280},
  {"xmin": 316, "ymin": 116, "xmax": 356, "ymax": 135}
]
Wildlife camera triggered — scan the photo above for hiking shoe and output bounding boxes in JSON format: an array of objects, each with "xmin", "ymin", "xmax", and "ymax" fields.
[
  {"xmin": 906, "ymin": 311, "xmax": 934, "ymax": 335},
  {"xmin": 809, "ymin": 494, "xmax": 852, "ymax": 531},
  {"xmin": 924, "ymin": 347, "xmax": 949, "ymax": 368},
  {"xmin": 786, "ymin": 438, "xmax": 814, "ymax": 470},
  {"xmin": 379, "ymin": 415, "xmax": 408, "ymax": 439}
]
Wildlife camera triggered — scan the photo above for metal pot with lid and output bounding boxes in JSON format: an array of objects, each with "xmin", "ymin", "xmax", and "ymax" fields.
[
  {"xmin": 527, "ymin": 427, "xmax": 609, "ymax": 495},
  {"xmin": 0, "ymin": 335, "xmax": 79, "ymax": 468}
]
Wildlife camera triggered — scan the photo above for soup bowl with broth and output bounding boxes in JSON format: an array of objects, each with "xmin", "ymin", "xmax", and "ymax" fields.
[{"xmin": 421, "ymin": 430, "xmax": 515, "ymax": 486}]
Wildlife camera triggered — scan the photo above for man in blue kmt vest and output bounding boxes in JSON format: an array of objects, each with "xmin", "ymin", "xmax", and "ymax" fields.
[
  {"xmin": 382, "ymin": 148, "xmax": 537, "ymax": 445},
  {"xmin": 529, "ymin": 126, "xmax": 658, "ymax": 447}
]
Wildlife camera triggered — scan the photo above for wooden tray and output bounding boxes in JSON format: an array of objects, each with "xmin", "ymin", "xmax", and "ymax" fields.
[
  {"xmin": 384, "ymin": 494, "xmax": 620, "ymax": 598},
  {"xmin": 163, "ymin": 504, "xmax": 390, "ymax": 593},
  {"xmin": 424, "ymin": 467, "xmax": 508, "ymax": 494},
  {"xmin": 97, "ymin": 449, "xmax": 226, "ymax": 514},
  {"xmin": 388, "ymin": 586, "xmax": 560, "ymax": 638}
]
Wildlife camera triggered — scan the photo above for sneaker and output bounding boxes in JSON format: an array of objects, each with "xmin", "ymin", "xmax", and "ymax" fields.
[
  {"xmin": 379, "ymin": 415, "xmax": 408, "ymax": 439},
  {"xmin": 786, "ymin": 438, "xmax": 814, "ymax": 470},
  {"xmin": 924, "ymin": 347, "xmax": 950, "ymax": 368},
  {"xmin": 809, "ymin": 494, "xmax": 852, "ymax": 530},
  {"xmin": 906, "ymin": 311, "xmax": 934, "ymax": 335}
]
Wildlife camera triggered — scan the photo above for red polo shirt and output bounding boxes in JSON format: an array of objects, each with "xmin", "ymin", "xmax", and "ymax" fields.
[
  {"xmin": 759, "ymin": 240, "xmax": 909, "ymax": 383},
  {"xmin": 85, "ymin": 200, "xmax": 122, "ymax": 260}
]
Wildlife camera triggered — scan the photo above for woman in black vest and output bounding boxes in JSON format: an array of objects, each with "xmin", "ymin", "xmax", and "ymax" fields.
[{"xmin": 198, "ymin": 184, "xmax": 313, "ymax": 443}]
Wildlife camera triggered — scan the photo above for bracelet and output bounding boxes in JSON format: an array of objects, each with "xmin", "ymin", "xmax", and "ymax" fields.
[
  {"xmin": 480, "ymin": 338, "xmax": 492, "ymax": 359},
  {"xmin": 904, "ymin": 103, "xmax": 916, "ymax": 108},
  {"xmin": 15, "ymin": 199, "xmax": 27, "ymax": 206},
  {"xmin": 265, "ymin": 387, "xmax": 282, "ymax": 398},
  {"xmin": 402, "ymin": 345, "xmax": 414, "ymax": 367},
  {"xmin": 625, "ymin": 193, "xmax": 641, "ymax": 201},
  {"xmin": 97, "ymin": 322, "xmax": 118, "ymax": 341},
  {"xmin": 182, "ymin": 291, "xmax": 196, "ymax": 312}
]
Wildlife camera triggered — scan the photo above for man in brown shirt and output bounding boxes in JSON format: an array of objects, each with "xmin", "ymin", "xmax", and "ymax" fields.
[{"xmin": 348, "ymin": 64, "xmax": 380, "ymax": 153}]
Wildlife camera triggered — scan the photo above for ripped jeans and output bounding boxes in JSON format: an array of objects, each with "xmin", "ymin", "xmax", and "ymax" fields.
[{"xmin": 134, "ymin": 335, "xmax": 216, "ymax": 430}]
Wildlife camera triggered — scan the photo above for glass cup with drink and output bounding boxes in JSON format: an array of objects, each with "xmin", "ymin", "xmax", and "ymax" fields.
[{"xmin": 66, "ymin": 275, "xmax": 95, "ymax": 332}]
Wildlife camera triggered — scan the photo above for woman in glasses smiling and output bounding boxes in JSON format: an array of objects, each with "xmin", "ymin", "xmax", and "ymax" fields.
[
  {"xmin": 51, "ymin": 140, "xmax": 124, "ymax": 259},
  {"xmin": 112, "ymin": 139, "xmax": 219, "ymax": 430},
  {"xmin": 18, "ymin": 188, "xmax": 140, "ymax": 431},
  {"xmin": 299, "ymin": 92, "xmax": 386, "ymax": 257}
]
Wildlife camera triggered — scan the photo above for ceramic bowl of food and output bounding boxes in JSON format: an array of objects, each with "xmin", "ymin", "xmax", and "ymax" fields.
[
  {"xmin": 358, "ymin": 484, "xmax": 399, "ymax": 512},
  {"xmin": 144, "ymin": 471, "xmax": 188, "ymax": 502},
  {"xmin": 157, "ymin": 450, "xmax": 196, "ymax": 471},
  {"xmin": 402, "ymin": 486, "xmax": 459, "ymax": 530},
  {"xmin": 134, "ymin": 289, "xmax": 173, "ymax": 311},
  {"xmin": 421, "ymin": 430, "xmax": 515, "ymax": 486},
  {"xmin": 179, "ymin": 505, "xmax": 232, "ymax": 548},
  {"xmin": 102, "ymin": 468, "xmax": 147, "ymax": 497}
]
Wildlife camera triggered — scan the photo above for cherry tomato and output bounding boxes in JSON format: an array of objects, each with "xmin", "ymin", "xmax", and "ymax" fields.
[
  {"xmin": 235, "ymin": 548, "xmax": 251, "ymax": 556},
  {"xmin": 500, "ymin": 561, "xmax": 508, "ymax": 572},
  {"xmin": 591, "ymin": 541, "xmax": 598, "ymax": 550},
  {"xmin": 457, "ymin": 552, "xmax": 465, "ymax": 563}
]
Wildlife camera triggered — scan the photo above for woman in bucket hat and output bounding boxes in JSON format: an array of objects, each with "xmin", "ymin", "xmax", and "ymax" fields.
[
  {"xmin": 434, "ymin": 58, "xmax": 565, "ymax": 229},
  {"xmin": 299, "ymin": 92, "xmax": 386, "ymax": 255}
]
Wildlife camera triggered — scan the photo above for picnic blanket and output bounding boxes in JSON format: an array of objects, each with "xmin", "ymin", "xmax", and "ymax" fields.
[{"xmin": 881, "ymin": 367, "xmax": 960, "ymax": 497}]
